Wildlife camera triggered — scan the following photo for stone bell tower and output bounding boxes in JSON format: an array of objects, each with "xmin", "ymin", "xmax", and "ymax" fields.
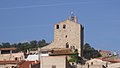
[
  {"xmin": 53, "ymin": 13, "xmax": 84, "ymax": 56},
  {"xmin": 42, "ymin": 12, "xmax": 84, "ymax": 57}
]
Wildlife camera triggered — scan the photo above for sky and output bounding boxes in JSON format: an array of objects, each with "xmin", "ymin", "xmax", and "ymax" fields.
[{"xmin": 0, "ymin": 0, "xmax": 120, "ymax": 54}]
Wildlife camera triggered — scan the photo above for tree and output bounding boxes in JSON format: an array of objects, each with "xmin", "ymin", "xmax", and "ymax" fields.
[
  {"xmin": 38, "ymin": 39, "xmax": 48, "ymax": 48},
  {"xmin": 83, "ymin": 43, "xmax": 101, "ymax": 59},
  {"xmin": 11, "ymin": 43, "xmax": 17, "ymax": 48},
  {"xmin": 0, "ymin": 44, "xmax": 1, "ymax": 48},
  {"xmin": 30, "ymin": 40, "xmax": 37, "ymax": 48},
  {"xmin": 0, "ymin": 39, "xmax": 49, "ymax": 52},
  {"xmin": 2, "ymin": 42, "xmax": 11, "ymax": 48},
  {"xmin": 69, "ymin": 49, "xmax": 79, "ymax": 63}
]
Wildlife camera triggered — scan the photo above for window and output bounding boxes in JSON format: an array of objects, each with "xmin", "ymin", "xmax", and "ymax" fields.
[
  {"xmin": 51, "ymin": 50, "xmax": 54, "ymax": 53},
  {"xmin": 56, "ymin": 25, "xmax": 59, "ymax": 29},
  {"xmin": 73, "ymin": 46, "xmax": 75, "ymax": 49},
  {"xmin": 66, "ymin": 42, "xmax": 69, "ymax": 48},
  {"xmin": 63, "ymin": 24, "xmax": 66, "ymax": 29},
  {"xmin": 91, "ymin": 62, "xmax": 93, "ymax": 65},
  {"xmin": 15, "ymin": 57, "xmax": 18, "ymax": 61},
  {"xmin": 65, "ymin": 35, "xmax": 67, "ymax": 38},
  {"xmin": 52, "ymin": 65, "xmax": 56, "ymax": 68},
  {"xmin": 12, "ymin": 66, "xmax": 15, "ymax": 68}
]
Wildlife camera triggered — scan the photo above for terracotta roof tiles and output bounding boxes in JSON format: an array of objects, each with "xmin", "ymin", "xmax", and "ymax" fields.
[{"xmin": 0, "ymin": 48, "xmax": 16, "ymax": 50}]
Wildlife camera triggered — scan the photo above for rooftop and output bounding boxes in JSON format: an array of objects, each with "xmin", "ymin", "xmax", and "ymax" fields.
[
  {"xmin": 49, "ymin": 48, "xmax": 73, "ymax": 56},
  {"xmin": 0, "ymin": 60, "xmax": 40, "ymax": 68},
  {"xmin": 18, "ymin": 61, "xmax": 40, "ymax": 68},
  {"xmin": 0, "ymin": 60, "xmax": 20, "ymax": 64},
  {"xmin": 99, "ymin": 50, "xmax": 111, "ymax": 53},
  {"xmin": 0, "ymin": 47, "xmax": 17, "ymax": 50}
]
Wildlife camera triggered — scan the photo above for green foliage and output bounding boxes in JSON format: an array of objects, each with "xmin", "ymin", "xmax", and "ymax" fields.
[
  {"xmin": 69, "ymin": 49, "xmax": 79, "ymax": 63},
  {"xmin": 0, "ymin": 39, "xmax": 49, "ymax": 52},
  {"xmin": 83, "ymin": 43, "xmax": 101, "ymax": 59},
  {"xmin": 38, "ymin": 39, "xmax": 48, "ymax": 48},
  {"xmin": 69, "ymin": 43, "xmax": 101, "ymax": 64},
  {"xmin": 2, "ymin": 42, "xmax": 11, "ymax": 48}
]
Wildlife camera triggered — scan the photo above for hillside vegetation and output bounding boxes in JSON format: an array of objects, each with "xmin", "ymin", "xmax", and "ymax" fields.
[
  {"xmin": 0, "ymin": 40, "xmax": 101, "ymax": 59},
  {"xmin": 0, "ymin": 39, "xmax": 49, "ymax": 52}
]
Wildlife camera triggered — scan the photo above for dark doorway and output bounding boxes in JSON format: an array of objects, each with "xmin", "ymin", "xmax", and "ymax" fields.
[{"xmin": 66, "ymin": 42, "xmax": 69, "ymax": 48}]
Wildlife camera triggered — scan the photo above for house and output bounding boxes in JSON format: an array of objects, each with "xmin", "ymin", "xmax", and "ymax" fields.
[
  {"xmin": 99, "ymin": 50, "xmax": 111, "ymax": 57},
  {"xmin": 0, "ymin": 48, "xmax": 24, "ymax": 61},
  {"xmin": 107, "ymin": 63, "xmax": 120, "ymax": 68},
  {"xmin": 0, "ymin": 60, "xmax": 20, "ymax": 68},
  {"xmin": 40, "ymin": 56, "xmax": 73, "ymax": 68},
  {"xmin": 18, "ymin": 61, "xmax": 40, "ymax": 68}
]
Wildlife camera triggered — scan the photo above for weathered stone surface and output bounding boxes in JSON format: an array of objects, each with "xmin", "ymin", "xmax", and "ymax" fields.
[{"xmin": 42, "ymin": 16, "xmax": 84, "ymax": 57}]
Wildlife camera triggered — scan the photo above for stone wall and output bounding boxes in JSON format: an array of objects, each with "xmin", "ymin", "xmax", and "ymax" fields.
[{"xmin": 53, "ymin": 20, "xmax": 84, "ymax": 56}]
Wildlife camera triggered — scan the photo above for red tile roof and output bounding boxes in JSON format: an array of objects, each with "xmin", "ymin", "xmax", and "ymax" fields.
[
  {"xmin": 103, "ymin": 59, "xmax": 120, "ymax": 63},
  {"xmin": 99, "ymin": 50, "xmax": 111, "ymax": 53},
  {"xmin": 0, "ymin": 60, "xmax": 40, "ymax": 68},
  {"xmin": 0, "ymin": 60, "xmax": 20, "ymax": 64},
  {"xmin": 18, "ymin": 61, "xmax": 40, "ymax": 68},
  {"xmin": 0, "ymin": 48, "xmax": 16, "ymax": 50},
  {"xmin": 49, "ymin": 48, "xmax": 73, "ymax": 55},
  {"xmin": 97, "ymin": 57, "xmax": 120, "ymax": 63}
]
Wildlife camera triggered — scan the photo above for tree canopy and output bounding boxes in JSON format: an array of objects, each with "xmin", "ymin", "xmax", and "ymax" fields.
[
  {"xmin": 83, "ymin": 43, "xmax": 101, "ymax": 59},
  {"xmin": 0, "ymin": 39, "xmax": 49, "ymax": 52}
]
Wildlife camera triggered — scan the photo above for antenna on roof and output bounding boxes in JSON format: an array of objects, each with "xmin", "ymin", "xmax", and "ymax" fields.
[
  {"xmin": 71, "ymin": 11, "xmax": 74, "ymax": 16},
  {"xmin": 68, "ymin": 11, "xmax": 78, "ymax": 22},
  {"xmin": 70, "ymin": 11, "xmax": 74, "ymax": 21}
]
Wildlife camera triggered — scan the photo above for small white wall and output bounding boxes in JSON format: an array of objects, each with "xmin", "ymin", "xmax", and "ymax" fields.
[{"xmin": 26, "ymin": 55, "xmax": 38, "ymax": 61}]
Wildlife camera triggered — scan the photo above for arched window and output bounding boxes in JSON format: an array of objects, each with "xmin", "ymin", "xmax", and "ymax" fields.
[{"xmin": 63, "ymin": 24, "xmax": 66, "ymax": 29}]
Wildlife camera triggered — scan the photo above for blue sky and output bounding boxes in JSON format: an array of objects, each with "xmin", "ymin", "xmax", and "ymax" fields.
[{"xmin": 0, "ymin": 0, "xmax": 120, "ymax": 54}]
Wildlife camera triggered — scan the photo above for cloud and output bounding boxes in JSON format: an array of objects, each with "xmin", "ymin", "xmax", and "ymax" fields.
[{"xmin": 0, "ymin": 1, "xmax": 110, "ymax": 10}]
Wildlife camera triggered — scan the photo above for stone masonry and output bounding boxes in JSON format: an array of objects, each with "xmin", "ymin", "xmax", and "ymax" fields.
[{"xmin": 42, "ymin": 14, "xmax": 84, "ymax": 57}]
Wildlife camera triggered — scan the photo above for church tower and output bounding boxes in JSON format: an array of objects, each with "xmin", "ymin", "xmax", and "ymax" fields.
[
  {"xmin": 42, "ymin": 13, "xmax": 84, "ymax": 57},
  {"xmin": 53, "ymin": 13, "xmax": 84, "ymax": 56}
]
